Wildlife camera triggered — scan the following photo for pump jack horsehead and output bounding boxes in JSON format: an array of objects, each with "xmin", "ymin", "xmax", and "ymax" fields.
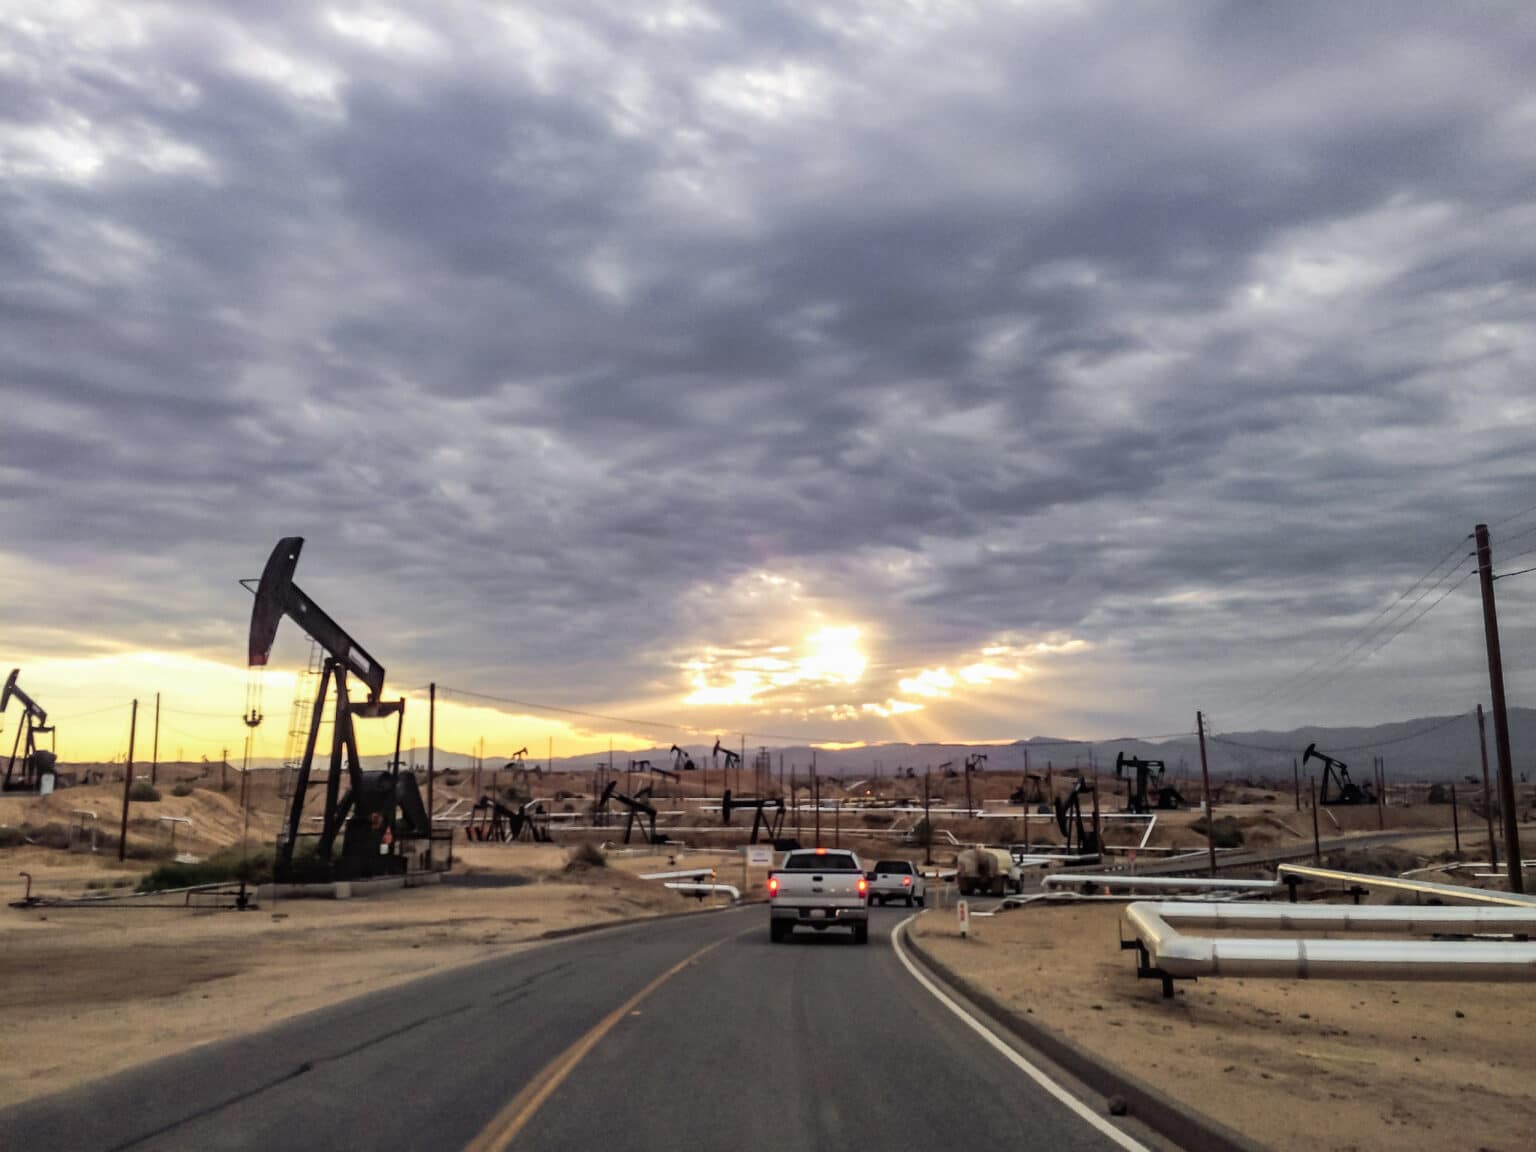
[{"xmin": 247, "ymin": 537, "xmax": 430, "ymax": 881}]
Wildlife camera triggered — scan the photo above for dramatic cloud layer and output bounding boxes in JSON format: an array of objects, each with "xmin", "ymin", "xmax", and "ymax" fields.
[{"xmin": 4, "ymin": 1, "xmax": 1536, "ymax": 753}]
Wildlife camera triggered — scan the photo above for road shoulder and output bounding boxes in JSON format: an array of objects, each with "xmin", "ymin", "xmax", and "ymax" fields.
[{"xmin": 897, "ymin": 914, "xmax": 1267, "ymax": 1152}]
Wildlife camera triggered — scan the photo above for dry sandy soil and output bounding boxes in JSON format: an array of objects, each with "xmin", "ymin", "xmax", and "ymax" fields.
[
  {"xmin": 914, "ymin": 902, "xmax": 1535, "ymax": 1152},
  {"xmin": 0, "ymin": 842, "xmax": 736, "ymax": 1109}
]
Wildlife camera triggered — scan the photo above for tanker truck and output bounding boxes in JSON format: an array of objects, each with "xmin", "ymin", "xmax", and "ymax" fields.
[{"xmin": 954, "ymin": 845, "xmax": 1024, "ymax": 897}]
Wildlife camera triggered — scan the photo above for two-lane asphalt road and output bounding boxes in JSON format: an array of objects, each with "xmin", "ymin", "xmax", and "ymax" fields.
[{"xmin": 0, "ymin": 907, "xmax": 1154, "ymax": 1151}]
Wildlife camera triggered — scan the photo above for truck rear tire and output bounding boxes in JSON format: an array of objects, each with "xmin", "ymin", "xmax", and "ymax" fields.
[
  {"xmin": 770, "ymin": 920, "xmax": 789, "ymax": 943},
  {"xmin": 852, "ymin": 922, "xmax": 869, "ymax": 945}
]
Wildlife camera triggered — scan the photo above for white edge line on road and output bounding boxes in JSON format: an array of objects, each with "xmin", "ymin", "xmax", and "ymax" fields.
[{"xmin": 891, "ymin": 915, "xmax": 1151, "ymax": 1152}]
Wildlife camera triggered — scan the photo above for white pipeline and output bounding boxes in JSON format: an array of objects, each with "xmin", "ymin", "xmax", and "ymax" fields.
[
  {"xmin": 1044, "ymin": 874, "xmax": 1281, "ymax": 894},
  {"xmin": 1276, "ymin": 864, "xmax": 1536, "ymax": 908},
  {"xmin": 1124, "ymin": 901, "xmax": 1536, "ymax": 982}
]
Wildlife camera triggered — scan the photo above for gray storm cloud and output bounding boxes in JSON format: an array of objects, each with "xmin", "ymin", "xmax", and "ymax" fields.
[{"xmin": 3, "ymin": 1, "xmax": 1535, "ymax": 742}]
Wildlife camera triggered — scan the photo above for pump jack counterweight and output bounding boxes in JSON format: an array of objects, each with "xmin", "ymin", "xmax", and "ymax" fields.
[{"xmin": 246, "ymin": 538, "xmax": 426, "ymax": 882}]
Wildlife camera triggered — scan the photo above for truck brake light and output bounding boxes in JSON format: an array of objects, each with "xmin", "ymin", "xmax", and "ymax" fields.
[
  {"xmin": 767, "ymin": 876, "xmax": 779, "ymax": 897},
  {"xmin": 902, "ymin": 876, "xmax": 912, "ymax": 887},
  {"xmin": 856, "ymin": 877, "xmax": 868, "ymax": 896}
]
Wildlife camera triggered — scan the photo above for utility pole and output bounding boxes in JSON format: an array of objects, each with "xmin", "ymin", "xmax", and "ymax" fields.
[
  {"xmin": 813, "ymin": 757, "xmax": 821, "ymax": 845},
  {"xmin": 1293, "ymin": 756, "xmax": 1300, "ymax": 812},
  {"xmin": 1451, "ymin": 783, "xmax": 1461, "ymax": 856},
  {"xmin": 1310, "ymin": 776, "xmax": 1321, "ymax": 864},
  {"xmin": 1478, "ymin": 703, "xmax": 1498, "ymax": 868},
  {"xmin": 1375, "ymin": 755, "xmax": 1385, "ymax": 830},
  {"xmin": 427, "ymin": 683, "xmax": 436, "ymax": 869},
  {"xmin": 119, "ymin": 699, "xmax": 138, "ymax": 862},
  {"xmin": 1475, "ymin": 523, "xmax": 1523, "ymax": 892},
  {"xmin": 740, "ymin": 734, "xmax": 746, "ymax": 796},
  {"xmin": 152, "ymin": 692, "xmax": 160, "ymax": 786},
  {"xmin": 221, "ymin": 746, "xmax": 228, "ymax": 792},
  {"xmin": 1197, "ymin": 710, "xmax": 1216, "ymax": 875},
  {"xmin": 923, "ymin": 766, "xmax": 933, "ymax": 866},
  {"xmin": 791, "ymin": 768, "xmax": 799, "ymax": 837},
  {"xmin": 240, "ymin": 731, "xmax": 252, "ymax": 847}
]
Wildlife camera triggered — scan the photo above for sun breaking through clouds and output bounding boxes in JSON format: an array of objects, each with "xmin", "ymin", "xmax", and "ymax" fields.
[{"xmin": 3, "ymin": 1, "xmax": 1536, "ymax": 759}]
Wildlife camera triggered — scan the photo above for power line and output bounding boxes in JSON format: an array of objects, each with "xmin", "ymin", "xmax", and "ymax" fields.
[
  {"xmin": 1231, "ymin": 555, "xmax": 1474, "ymax": 725},
  {"xmin": 1209, "ymin": 710, "xmax": 1473, "ymax": 755},
  {"xmin": 1315, "ymin": 567, "xmax": 1476, "ymax": 682},
  {"xmin": 1219, "ymin": 535, "xmax": 1468, "ymax": 727},
  {"xmin": 1494, "ymin": 545, "xmax": 1536, "ymax": 573},
  {"xmin": 1494, "ymin": 522, "xmax": 1536, "ymax": 553},
  {"xmin": 1492, "ymin": 499, "xmax": 1536, "ymax": 528},
  {"xmin": 1329, "ymin": 710, "xmax": 1474, "ymax": 752},
  {"xmin": 1496, "ymin": 564, "xmax": 1536, "ymax": 582}
]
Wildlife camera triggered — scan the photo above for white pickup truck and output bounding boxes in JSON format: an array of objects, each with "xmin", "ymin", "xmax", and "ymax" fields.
[
  {"xmin": 767, "ymin": 848, "xmax": 869, "ymax": 944},
  {"xmin": 867, "ymin": 859, "xmax": 926, "ymax": 907}
]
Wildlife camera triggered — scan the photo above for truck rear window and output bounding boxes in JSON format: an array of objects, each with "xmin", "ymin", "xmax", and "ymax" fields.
[
  {"xmin": 781, "ymin": 852, "xmax": 860, "ymax": 872},
  {"xmin": 873, "ymin": 861, "xmax": 913, "ymax": 874}
]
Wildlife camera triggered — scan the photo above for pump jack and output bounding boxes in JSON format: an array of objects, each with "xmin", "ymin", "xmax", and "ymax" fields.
[
  {"xmin": 961, "ymin": 753, "xmax": 987, "ymax": 812},
  {"xmin": 1115, "ymin": 752, "xmax": 1185, "ymax": 813},
  {"xmin": 712, "ymin": 738, "xmax": 742, "ymax": 773},
  {"xmin": 721, "ymin": 788, "xmax": 786, "ymax": 844},
  {"xmin": 247, "ymin": 537, "xmax": 429, "ymax": 881},
  {"xmin": 1303, "ymin": 743, "xmax": 1374, "ymax": 806},
  {"xmin": 502, "ymin": 750, "xmax": 543, "ymax": 793},
  {"xmin": 1054, "ymin": 778, "xmax": 1100, "ymax": 855},
  {"xmin": 467, "ymin": 795, "xmax": 551, "ymax": 843},
  {"xmin": 2, "ymin": 670, "xmax": 56, "ymax": 792},
  {"xmin": 594, "ymin": 781, "xmax": 666, "ymax": 844},
  {"xmin": 1010, "ymin": 773, "xmax": 1049, "ymax": 808},
  {"xmin": 670, "ymin": 745, "xmax": 697, "ymax": 772}
]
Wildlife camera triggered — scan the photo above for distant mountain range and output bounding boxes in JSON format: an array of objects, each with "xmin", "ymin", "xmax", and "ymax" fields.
[{"xmin": 284, "ymin": 706, "xmax": 1535, "ymax": 785}]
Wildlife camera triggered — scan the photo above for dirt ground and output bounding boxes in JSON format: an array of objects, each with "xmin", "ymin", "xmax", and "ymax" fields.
[
  {"xmin": 0, "ymin": 842, "xmax": 736, "ymax": 1109},
  {"xmin": 914, "ymin": 902, "xmax": 1535, "ymax": 1152}
]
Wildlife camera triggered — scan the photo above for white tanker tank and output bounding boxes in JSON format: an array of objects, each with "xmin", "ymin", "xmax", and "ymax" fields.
[{"xmin": 954, "ymin": 845, "xmax": 1024, "ymax": 897}]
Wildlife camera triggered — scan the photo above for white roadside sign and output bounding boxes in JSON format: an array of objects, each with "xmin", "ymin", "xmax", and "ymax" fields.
[{"xmin": 745, "ymin": 845, "xmax": 773, "ymax": 867}]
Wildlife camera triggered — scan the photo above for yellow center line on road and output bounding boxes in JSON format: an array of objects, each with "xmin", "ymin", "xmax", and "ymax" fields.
[{"xmin": 463, "ymin": 929, "xmax": 741, "ymax": 1152}]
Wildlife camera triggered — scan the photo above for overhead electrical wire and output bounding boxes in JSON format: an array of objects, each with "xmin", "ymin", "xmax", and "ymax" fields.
[
  {"xmin": 1218, "ymin": 536, "xmax": 1471, "ymax": 729},
  {"xmin": 1492, "ymin": 499, "xmax": 1536, "ymax": 528},
  {"xmin": 1208, "ymin": 709, "xmax": 1474, "ymax": 755}
]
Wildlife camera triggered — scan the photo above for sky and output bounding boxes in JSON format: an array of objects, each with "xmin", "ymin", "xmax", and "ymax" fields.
[{"xmin": 3, "ymin": 1, "xmax": 1536, "ymax": 764}]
